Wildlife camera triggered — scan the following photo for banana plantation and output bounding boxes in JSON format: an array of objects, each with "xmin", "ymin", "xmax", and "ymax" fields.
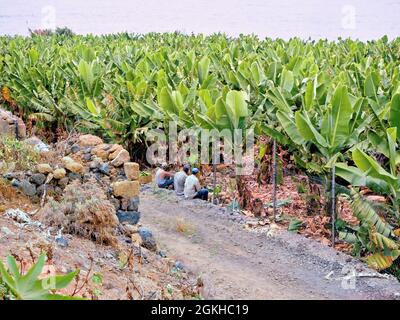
[{"xmin": 1, "ymin": 33, "xmax": 400, "ymax": 274}]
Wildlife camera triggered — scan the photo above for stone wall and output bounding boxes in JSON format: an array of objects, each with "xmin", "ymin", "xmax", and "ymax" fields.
[
  {"xmin": 0, "ymin": 108, "xmax": 26, "ymax": 139},
  {"xmin": 2, "ymin": 126, "xmax": 157, "ymax": 251},
  {"xmin": 4, "ymin": 134, "xmax": 144, "ymax": 238}
]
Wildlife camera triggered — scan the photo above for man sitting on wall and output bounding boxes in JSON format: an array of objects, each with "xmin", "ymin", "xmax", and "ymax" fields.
[
  {"xmin": 155, "ymin": 164, "xmax": 174, "ymax": 189},
  {"xmin": 184, "ymin": 167, "xmax": 209, "ymax": 201},
  {"xmin": 174, "ymin": 164, "xmax": 190, "ymax": 196}
]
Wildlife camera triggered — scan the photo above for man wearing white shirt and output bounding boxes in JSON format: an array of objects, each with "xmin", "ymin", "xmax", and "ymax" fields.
[{"xmin": 184, "ymin": 168, "xmax": 208, "ymax": 201}]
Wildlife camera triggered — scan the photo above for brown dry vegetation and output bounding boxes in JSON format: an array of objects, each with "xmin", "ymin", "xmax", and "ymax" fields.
[
  {"xmin": 38, "ymin": 178, "xmax": 119, "ymax": 246},
  {"xmin": 201, "ymin": 164, "xmax": 356, "ymax": 253},
  {"xmin": 0, "ymin": 179, "xmax": 38, "ymax": 213},
  {"xmin": 0, "ymin": 212, "xmax": 202, "ymax": 300}
]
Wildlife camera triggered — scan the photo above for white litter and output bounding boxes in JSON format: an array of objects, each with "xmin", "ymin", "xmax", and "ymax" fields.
[{"xmin": 5, "ymin": 208, "xmax": 42, "ymax": 227}]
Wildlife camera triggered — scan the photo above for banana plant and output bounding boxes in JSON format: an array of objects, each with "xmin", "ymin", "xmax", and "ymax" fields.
[
  {"xmin": 276, "ymin": 84, "xmax": 368, "ymax": 243},
  {"xmin": 196, "ymin": 88, "xmax": 250, "ymax": 131},
  {"xmin": 277, "ymin": 84, "xmax": 366, "ymax": 171},
  {"xmin": 335, "ymin": 95, "xmax": 400, "ymax": 204},
  {"xmin": 336, "ymin": 130, "xmax": 400, "ymax": 215},
  {"xmin": 0, "ymin": 254, "xmax": 83, "ymax": 300},
  {"xmin": 339, "ymin": 191, "xmax": 400, "ymax": 270},
  {"xmin": 3, "ymin": 45, "xmax": 71, "ymax": 128}
]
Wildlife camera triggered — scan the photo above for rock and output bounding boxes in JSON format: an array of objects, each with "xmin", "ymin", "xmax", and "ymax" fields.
[
  {"xmin": 110, "ymin": 198, "xmax": 121, "ymax": 210},
  {"xmin": 174, "ymin": 261, "xmax": 185, "ymax": 270},
  {"xmin": 66, "ymin": 161, "xmax": 84, "ymax": 174},
  {"xmin": 58, "ymin": 177, "xmax": 69, "ymax": 188},
  {"xmin": 99, "ymin": 175, "xmax": 111, "ymax": 185},
  {"xmin": 124, "ymin": 162, "xmax": 139, "ymax": 181},
  {"xmin": 19, "ymin": 180, "xmax": 36, "ymax": 196},
  {"xmin": 68, "ymin": 172, "xmax": 81, "ymax": 181},
  {"xmin": 17, "ymin": 120, "xmax": 26, "ymax": 139},
  {"xmin": 81, "ymin": 173, "xmax": 91, "ymax": 182},
  {"xmin": 36, "ymin": 185, "xmax": 55, "ymax": 198},
  {"xmin": 53, "ymin": 168, "xmax": 67, "ymax": 179},
  {"xmin": 30, "ymin": 173, "xmax": 46, "ymax": 186},
  {"xmin": 138, "ymin": 227, "xmax": 157, "ymax": 251},
  {"xmin": 89, "ymin": 162, "xmax": 100, "ymax": 171},
  {"xmin": 121, "ymin": 196, "xmax": 140, "ymax": 211},
  {"xmin": 95, "ymin": 149, "xmax": 109, "ymax": 161},
  {"xmin": 63, "ymin": 157, "xmax": 84, "ymax": 174},
  {"xmin": 0, "ymin": 119, "xmax": 9, "ymax": 136},
  {"xmin": 108, "ymin": 145, "xmax": 124, "ymax": 160},
  {"xmin": 55, "ymin": 235, "xmax": 69, "ymax": 248},
  {"xmin": 11, "ymin": 179, "xmax": 21, "ymax": 188},
  {"xmin": 0, "ymin": 110, "xmax": 27, "ymax": 139},
  {"xmin": 92, "ymin": 144, "xmax": 112, "ymax": 160},
  {"xmin": 112, "ymin": 181, "xmax": 140, "ymax": 198},
  {"xmin": 98, "ymin": 163, "xmax": 110, "ymax": 175},
  {"xmin": 111, "ymin": 149, "xmax": 130, "ymax": 167},
  {"xmin": 54, "ymin": 186, "xmax": 63, "ymax": 195},
  {"xmin": 83, "ymin": 147, "xmax": 93, "ymax": 154},
  {"xmin": 62, "ymin": 156, "xmax": 73, "ymax": 163},
  {"xmin": 37, "ymin": 164, "xmax": 53, "ymax": 174},
  {"xmin": 120, "ymin": 198, "xmax": 128, "ymax": 211},
  {"xmin": 116, "ymin": 210, "xmax": 141, "ymax": 225},
  {"xmin": 3, "ymin": 172, "xmax": 19, "ymax": 180},
  {"xmin": 127, "ymin": 196, "xmax": 140, "ymax": 211},
  {"xmin": 82, "ymin": 153, "xmax": 92, "ymax": 162},
  {"xmin": 131, "ymin": 233, "xmax": 142, "ymax": 246},
  {"xmin": 45, "ymin": 173, "xmax": 54, "ymax": 184},
  {"xmin": 121, "ymin": 224, "xmax": 139, "ymax": 237},
  {"xmin": 24, "ymin": 136, "xmax": 50, "ymax": 153},
  {"xmin": 139, "ymin": 174, "xmax": 152, "ymax": 184},
  {"xmin": 35, "ymin": 185, "xmax": 44, "ymax": 197},
  {"xmin": 110, "ymin": 168, "xmax": 120, "ymax": 179},
  {"xmin": 78, "ymin": 134, "xmax": 103, "ymax": 147},
  {"xmin": 70, "ymin": 144, "xmax": 81, "ymax": 154},
  {"xmin": 0, "ymin": 114, "xmax": 26, "ymax": 138},
  {"xmin": 85, "ymin": 173, "xmax": 102, "ymax": 183}
]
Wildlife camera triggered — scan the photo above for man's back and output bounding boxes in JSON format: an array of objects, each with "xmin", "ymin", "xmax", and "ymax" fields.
[
  {"xmin": 174, "ymin": 171, "xmax": 187, "ymax": 196},
  {"xmin": 155, "ymin": 168, "xmax": 168, "ymax": 185},
  {"xmin": 184, "ymin": 174, "xmax": 200, "ymax": 199}
]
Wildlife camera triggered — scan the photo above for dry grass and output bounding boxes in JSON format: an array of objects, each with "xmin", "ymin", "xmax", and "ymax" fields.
[
  {"xmin": 0, "ymin": 178, "xmax": 37, "ymax": 213},
  {"xmin": 175, "ymin": 218, "xmax": 196, "ymax": 237},
  {"xmin": 38, "ymin": 178, "xmax": 119, "ymax": 245}
]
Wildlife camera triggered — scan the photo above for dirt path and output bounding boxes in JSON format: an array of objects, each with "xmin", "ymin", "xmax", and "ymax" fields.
[{"xmin": 140, "ymin": 187, "xmax": 400, "ymax": 300}]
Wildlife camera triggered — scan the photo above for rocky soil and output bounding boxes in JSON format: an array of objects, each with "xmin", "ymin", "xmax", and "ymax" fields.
[
  {"xmin": 0, "ymin": 130, "xmax": 201, "ymax": 300},
  {"xmin": 0, "ymin": 207, "xmax": 201, "ymax": 300}
]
